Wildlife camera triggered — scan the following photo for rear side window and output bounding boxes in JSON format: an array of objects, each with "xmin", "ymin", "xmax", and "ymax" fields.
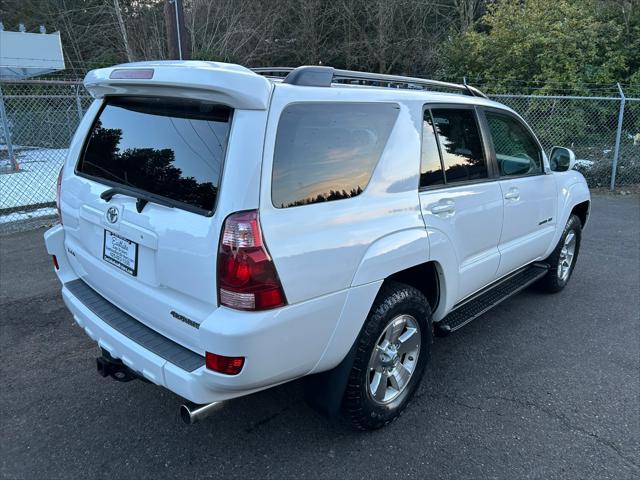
[
  {"xmin": 420, "ymin": 111, "xmax": 445, "ymax": 187},
  {"xmin": 77, "ymin": 96, "xmax": 231, "ymax": 214},
  {"xmin": 420, "ymin": 107, "xmax": 488, "ymax": 188},
  {"xmin": 430, "ymin": 108, "xmax": 487, "ymax": 184},
  {"xmin": 271, "ymin": 103, "xmax": 399, "ymax": 208}
]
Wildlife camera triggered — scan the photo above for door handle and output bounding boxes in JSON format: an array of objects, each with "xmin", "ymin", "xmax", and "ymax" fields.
[
  {"xmin": 504, "ymin": 188, "xmax": 520, "ymax": 201},
  {"xmin": 430, "ymin": 200, "xmax": 455, "ymax": 215}
]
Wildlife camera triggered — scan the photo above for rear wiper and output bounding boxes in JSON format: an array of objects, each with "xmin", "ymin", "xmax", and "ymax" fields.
[{"xmin": 100, "ymin": 186, "xmax": 170, "ymax": 214}]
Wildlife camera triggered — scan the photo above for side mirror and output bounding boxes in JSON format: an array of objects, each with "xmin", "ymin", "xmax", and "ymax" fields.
[{"xmin": 549, "ymin": 147, "xmax": 576, "ymax": 172}]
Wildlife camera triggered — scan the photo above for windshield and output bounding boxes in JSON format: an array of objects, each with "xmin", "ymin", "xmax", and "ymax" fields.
[{"xmin": 77, "ymin": 96, "xmax": 232, "ymax": 214}]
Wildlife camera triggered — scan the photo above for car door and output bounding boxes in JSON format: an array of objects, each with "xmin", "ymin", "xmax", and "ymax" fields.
[
  {"xmin": 419, "ymin": 105, "xmax": 503, "ymax": 303},
  {"xmin": 480, "ymin": 108, "xmax": 557, "ymax": 277}
]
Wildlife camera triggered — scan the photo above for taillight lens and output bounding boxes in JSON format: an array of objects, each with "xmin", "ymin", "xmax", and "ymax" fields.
[
  {"xmin": 205, "ymin": 352, "xmax": 245, "ymax": 375},
  {"xmin": 56, "ymin": 166, "xmax": 64, "ymax": 224},
  {"xmin": 217, "ymin": 210, "xmax": 286, "ymax": 311}
]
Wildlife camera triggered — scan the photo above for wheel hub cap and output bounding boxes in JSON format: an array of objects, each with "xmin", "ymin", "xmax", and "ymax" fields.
[
  {"xmin": 367, "ymin": 314, "xmax": 421, "ymax": 404},
  {"xmin": 558, "ymin": 231, "xmax": 576, "ymax": 281}
]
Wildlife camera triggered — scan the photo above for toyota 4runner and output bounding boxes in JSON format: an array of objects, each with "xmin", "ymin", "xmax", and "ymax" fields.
[{"xmin": 44, "ymin": 61, "xmax": 590, "ymax": 429}]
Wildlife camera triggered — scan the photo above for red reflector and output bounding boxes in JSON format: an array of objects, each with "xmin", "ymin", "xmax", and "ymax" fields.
[
  {"xmin": 205, "ymin": 352, "xmax": 245, "ymax": 375},
  {"xmin": 52, "ymin": 255, "xmax": 59, "ymax": 270},
  {"xmin": 109, "ymin": 68, "xmax": 154, "ymax": 79}
]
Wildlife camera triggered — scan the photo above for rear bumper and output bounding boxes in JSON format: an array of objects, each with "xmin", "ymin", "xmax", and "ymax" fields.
[
  {"xmin": 61, "ymin": 283, "xmax": 229, "ymax": 403},
  {"xmin": 45, "ymin": 224, "xmax": 379, "ymax": 404}
]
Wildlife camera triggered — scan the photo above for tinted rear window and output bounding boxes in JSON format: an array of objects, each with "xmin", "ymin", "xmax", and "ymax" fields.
[
  {"xmin": 431, "ymin": 108, "xmax": 487, "ymax": 183},
  {"xmin": 77, "ymin": 96, "xmax": 231, "ymax": 214},
  {"xmin": 271, "ymin": 103, "xmax": 399, "ymax": 208},
  {"xmin": 420, "ymin": 110, "xmax": 445, "ymax": 187}
]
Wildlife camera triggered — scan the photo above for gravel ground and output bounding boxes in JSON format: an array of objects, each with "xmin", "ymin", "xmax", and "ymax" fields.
[{"xmin": 1, "ymin": 194, "xmax": 638, "ymax": 480}]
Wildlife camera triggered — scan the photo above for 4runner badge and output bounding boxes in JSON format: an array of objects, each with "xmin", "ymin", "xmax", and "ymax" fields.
[
  {"xmin": 106, "ymin": 207, "xmax": 119, "ymax": 224},
  {"xmin": 170, "ymin": 310, "xmax": 200, "ymax": 329}
]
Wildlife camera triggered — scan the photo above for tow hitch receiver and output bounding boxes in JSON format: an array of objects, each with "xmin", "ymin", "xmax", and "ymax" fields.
[{"xmin": 96, "ymin": 350, "xmax": 148, "ymax": 383}]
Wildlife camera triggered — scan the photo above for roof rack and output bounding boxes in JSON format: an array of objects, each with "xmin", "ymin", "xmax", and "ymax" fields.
[
  {"xmin": 251, "ymin": 66, "xmax": 487, "ymax": 99},
  {"xmin": 250, "ymin": 67, "xmax": 295, "ymax": 77}
]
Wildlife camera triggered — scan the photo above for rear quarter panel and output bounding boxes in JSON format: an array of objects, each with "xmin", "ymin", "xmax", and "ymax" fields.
[{"xmin": 259, "ymin": 85, "xmax": 427, "ymax": 305}]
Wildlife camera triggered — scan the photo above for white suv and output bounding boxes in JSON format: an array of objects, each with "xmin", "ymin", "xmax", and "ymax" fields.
[{"xmin": 45, "ymin": 61, "xmax": 590, "ymax": 430}]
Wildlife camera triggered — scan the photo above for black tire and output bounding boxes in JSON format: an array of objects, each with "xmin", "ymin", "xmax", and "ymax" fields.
[
  {"xmin": 538, "ymin": 214, "xmax": 582, "ymax": 293},
  {"xmin": 342, "ymin": 281, "xmax": 432, "ymax": 430}
]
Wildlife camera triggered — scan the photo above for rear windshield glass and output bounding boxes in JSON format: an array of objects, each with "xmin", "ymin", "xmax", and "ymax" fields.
[{"xmin": 77, "ymin": 96, "xmax": 232, "ymax": 214}]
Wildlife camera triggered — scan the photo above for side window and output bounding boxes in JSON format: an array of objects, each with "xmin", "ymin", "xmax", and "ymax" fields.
[
  {"xmin": 272, "ymin": 103, "xmax": 399, "ymax": 208},
  {"xmin": 420, "ymin": 111, "xmax": 444, "ymax": 187},
  {"xmin": 485, "ymin": 112, "xmax": 543, "ymax": 176},
  {"xmin": 430, "ymin": 108, "xmax": 488, "ymax": 183}
]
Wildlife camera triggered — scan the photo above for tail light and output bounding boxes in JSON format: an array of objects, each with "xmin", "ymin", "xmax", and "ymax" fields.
[
  {"xmin": 56, "ymin": 166, "xmax": 64, "ymax": 224},
  {"xmin": 205, "ymin": 352, "xmax": 245, "ymax": 375},
  {"xmin": 217, "ymin": 210, "xmax": 286, "ymax": 311}
]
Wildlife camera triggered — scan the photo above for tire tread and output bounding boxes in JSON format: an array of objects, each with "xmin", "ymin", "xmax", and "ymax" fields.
[
  {"xmin": 538, "ymin": 214, "xmax": 582, "ymax": 293},
  {"xmin": 342, "ymin": 281, "xmax": 432, "ymax": 430}
]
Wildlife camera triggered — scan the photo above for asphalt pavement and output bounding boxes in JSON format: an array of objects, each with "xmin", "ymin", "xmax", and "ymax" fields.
[{"xmin": 1, "ymin": 194, "xmax": 638, "ymax": 480}]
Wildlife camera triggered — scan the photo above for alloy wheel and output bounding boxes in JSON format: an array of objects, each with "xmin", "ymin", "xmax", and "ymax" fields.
[{"xmin": 367, "ymin": 314, "xmax": 421, "ymax": 404}]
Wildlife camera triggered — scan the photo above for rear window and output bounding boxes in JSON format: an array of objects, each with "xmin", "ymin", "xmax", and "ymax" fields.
[
  {"xmin": 77, "ymin": 96, "xmax": 232, "ymax": 214},
  {"xmin": 430, "ymin": 108, "xmax": 487, "ymax": 184},
  {"xmin": 271, "ymin": 102, "xmax": 399, "ymax": 208}
]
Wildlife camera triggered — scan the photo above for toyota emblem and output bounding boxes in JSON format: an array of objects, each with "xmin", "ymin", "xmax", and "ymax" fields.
[{"xmin": 106, "ymin": 206, "xmax": 119, "ymax": 224}]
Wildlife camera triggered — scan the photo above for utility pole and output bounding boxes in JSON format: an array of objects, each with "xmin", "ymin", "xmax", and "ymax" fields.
[
  {"xmin": 164, "ymin": 0, "xmax": 189, "ymax": 60},
  {"xmin": 113, "ymin": 0, "xmax": 133, "ymax": 62}
]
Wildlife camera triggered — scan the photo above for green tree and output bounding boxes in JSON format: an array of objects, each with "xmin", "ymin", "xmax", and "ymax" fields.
[{"xmin": 445, "ymin": 0, "xmax": 631, "ymax": 93}]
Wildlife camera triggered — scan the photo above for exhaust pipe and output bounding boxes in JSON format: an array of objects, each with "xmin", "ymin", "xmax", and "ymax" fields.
[{"xmin": 180, "ymin": 401, "xmax": 224, "ymax": 424}]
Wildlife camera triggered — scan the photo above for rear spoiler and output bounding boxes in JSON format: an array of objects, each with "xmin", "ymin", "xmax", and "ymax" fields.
[{"xmin": 84, "ymin": 61, "xmax": 272, "ymax": 110}]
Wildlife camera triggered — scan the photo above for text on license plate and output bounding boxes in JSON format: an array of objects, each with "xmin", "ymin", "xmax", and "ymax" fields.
[{"xmin": 103, "ymin": 230, "xmax": 138, "ymax": 276}]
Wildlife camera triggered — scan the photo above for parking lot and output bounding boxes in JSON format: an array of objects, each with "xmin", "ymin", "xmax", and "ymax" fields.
[{"xmin": 0, "ymin": 194, "xmax": 638, "ymax": 479}]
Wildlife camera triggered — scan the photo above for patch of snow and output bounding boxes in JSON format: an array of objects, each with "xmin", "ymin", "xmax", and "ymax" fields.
[
  {"xmin": 0, "ymin": 206, "xmax": 57, "ymax": 224},
  {"xmin": 575, "ymin": 159, "xmax": 594, "ymax": 169},
  {"xmin": 0, "ymin": 148, "xmax": 68, "ymax": 210}
]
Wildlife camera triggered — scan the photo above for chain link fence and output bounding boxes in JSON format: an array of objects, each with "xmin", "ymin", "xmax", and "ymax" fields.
[
  {"xmin": 491, "ymin": 93, "xmax": 640, "ymax": 188},
  {"xmin": 0, "ymin": 80, "xmax": 638, "ymax": 227},
  {"xmin": 0, "ymin": 81, "xmax": 92, "ymax": 227}
]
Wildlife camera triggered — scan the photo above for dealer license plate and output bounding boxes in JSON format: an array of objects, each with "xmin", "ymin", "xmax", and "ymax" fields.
[{"xmin": 103, "ymin": 230, "xmax": 138, "ymax": 276}]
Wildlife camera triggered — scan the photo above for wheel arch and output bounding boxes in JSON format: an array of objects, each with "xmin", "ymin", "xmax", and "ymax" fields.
[
  {"xmin": 304, "ymin": 261, "xmax": 443, "ymax": 418},
  {"xmin": 571, "ymin": 200, "xmax": 590, "ymax": 228},
  {"xmin": 545, "ymin": 177, "xmax": 591, "ymax": 258},
  {"xmin": 386, "ymin": 261, "xmax": 442, "ymax": 315},
  {"xmin": 311, "ymin": 228, "xmax": 432, "ymax": 375},
  {"xmin": 305, "ymin": 229, "xmax": 452, "ymax": 416},
  {"xmin": 309, "ymin": 228, "xmax": 447, "ymax": 382},
  {"xmin": 558, "ymin": 175, "xmax": 590, "ymax": 228}
]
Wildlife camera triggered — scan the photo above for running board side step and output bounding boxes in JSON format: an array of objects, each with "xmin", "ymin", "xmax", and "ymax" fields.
[{"xmin": 435, "ymin": 263, "xmax": 549, "ymax": 336}]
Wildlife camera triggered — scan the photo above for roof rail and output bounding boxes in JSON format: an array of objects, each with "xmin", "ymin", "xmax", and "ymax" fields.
[
  {"xmin": 250, "ymin": 67, "xmax": 294, "ymax": 77},
  {"xmin": 251, "ymin": 66, "xmax": 487, "ymax": 99}
]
